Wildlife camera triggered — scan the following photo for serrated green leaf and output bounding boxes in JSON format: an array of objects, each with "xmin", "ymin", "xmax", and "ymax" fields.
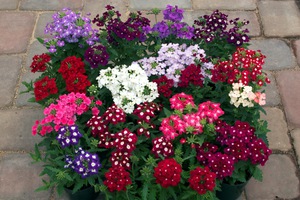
[
  {"xmin": 253, "ymin": 167, "xmax": 263, "ymax": 182},
  {"xmin": 142, "ymin": 183, "xmax": 149, "ymax": 200}
]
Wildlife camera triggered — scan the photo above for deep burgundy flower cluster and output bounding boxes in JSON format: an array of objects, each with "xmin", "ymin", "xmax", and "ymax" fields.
[
  {"xmin": 104, "ymin": 166, "xmax": 132, "ymax": 192},
  {"xmin": 178, "ymin": 64, "xmax": 204, "ymax": 88},
  {"xmin": 93, "ymin": 5, "xmax": 150, "ymax": 43},
  {"xmin": 151, "ymin": 136, "xmax": 174, "ymax": 158},
  {"xmin": 34, "ymin": 76, "xmax": 58, "ymax": 101},
  {"xmin": 153, "ymin": 158, "xmax": 182, "ymax": 188},
  {"xmin": 56, "ymin": 125, "xmax": 82, "ymax": 148},
  {"xmin": 84, "ymin": 44, "xmax": 109, "ymax": 68},
  {"xmin": 30, "ymin": 53, "xmax": 51, "ymax": 73},
  {"xmin": 211, "ymin": 47, "xmax": 271, "ymax": 86},
  {"xmin": 193, "ymin": 10, "xmax": 250, "ymax": 46},
  {"xmin": 152, "ymin": 75, "xmax": 174, "ymax": 98},
  {"xmin": 188, "ymin": 166, "xmax": 216, "ymax": 195},
  {"xmin": 65, "ymin": 147, "xmax": 101, "ymax": 178},
  {"xmin": 58, "ymin": 56, "xmax": 91, "ymax": 93}
]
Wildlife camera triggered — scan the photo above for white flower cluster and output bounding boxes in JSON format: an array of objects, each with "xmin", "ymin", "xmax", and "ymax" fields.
[
  {"xmin": 228, "ymin": 83, "xmax": 256, "ymax": 108},
  {"xmin": 96, "ymin": 63, "xmax": 159, "ymax": 113}
]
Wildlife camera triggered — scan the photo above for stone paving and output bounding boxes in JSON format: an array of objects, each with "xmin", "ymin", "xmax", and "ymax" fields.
[{"xmin": 0, "ymin": 0, "xmax": 299, "ymax": 200}]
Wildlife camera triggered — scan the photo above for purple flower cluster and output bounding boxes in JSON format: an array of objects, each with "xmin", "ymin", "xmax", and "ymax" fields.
[
  {"xmin": 44, "ymin": 8, "xmax": 98, "ymax": 53},
  {"xmin": 193, "ymin": 10, "xmax": 249, "ymax": 46},
  {"xmin": 163, "ymin": 5, "xmax": 184, "ymax": 22},
  {"xmin": 84, "ymin": 44, "xmax": 109, "ymax": 68},
  {"xmin": 65, "ymin": 147, "xmax": 101, "ymax": 178},
  {"xmin": 56, "ymin": 125, "xmax": 82, "ymax": 148}
]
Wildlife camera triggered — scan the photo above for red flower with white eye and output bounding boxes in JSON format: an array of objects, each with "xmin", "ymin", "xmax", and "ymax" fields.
[
  {"xmin": 112, "ymin": 128, "xmax": 137, "ymax": 153},
  {"xmin": 151, "ymin": 136, "xmax": 174, "ymax": 158},
  {"xmin": 110, "ymin": 150, "xmax": 131, "ymax": 170}
]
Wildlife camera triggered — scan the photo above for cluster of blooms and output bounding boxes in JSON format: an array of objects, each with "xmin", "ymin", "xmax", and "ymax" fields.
[
  {"xmin": 56, "ymin": 125, "xmax": 82, "ymax": 148},
  {"xmin": 44, "ymin": 8, "xmax": 98, "ymax": 52},
  {"xmin": 34, "ymin": 76, "xmax": 58, "ymax": 101},
  {"xmin": 188, "ymin": 167, "xmax": 216, "ymax": 195},
  {"xmin": 193, "ymin": 10, "xmax": 250, "ymax": 46},
  {"xmin": 104, "ymin": 166, "xmax": 132, "ymax": 192},
  {"xmin": 153, "ymin": 158, "xmax": 182, "ymax": 188},
  {"xmin": 144, "ymin": 5, "xmax": 194, "ymax": 39},
  {"xmin": 216, "ymin": 120, "xmax": 272, "ymax": 166},
  {"xmin": 93, "ymin": 5, "xmax": 150, "ymax": 43},
  {"xmin": 65, "ymin": 147, "xmax": 101, "ymax": 178},
  {"xmin": 228, "ymin": 83, "xmax": 256, "ymax": 108},
  {"xmin": 32, "ymin": 92, "xmax": 93, "ymax": 135},
  {"xmin": 136, "ymin": 43, "xmax": 209, "ymax": 86},
  {"xmin": 211, "ymin": 48, "xmax": 270, "ymax": 86},
  {"xmin": 84, "ymin": 44, "xmax": 109, "ymax": 68},
  {"xmin": 96, "ymin": 63, "xmax": 159, "ymax": 113},
  {"xmin": 151, "ymin": 136, "xmax": 174, "ymax": 158},
  {"xmin": 30, "ymin": 53, "xmax": 51, "ymax": 73},
  {"xmin": 58, "ymin": 56, "xmax": 91, "ymax": 93}
]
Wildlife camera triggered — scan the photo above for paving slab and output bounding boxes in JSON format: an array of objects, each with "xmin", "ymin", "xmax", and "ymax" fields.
[
  {"xmin": 26, "ymin": 40, "xmax": 48, "ymax": 70},
  {"xmin": 277, "ymin": 70, "xmax": 300, "ymax": 128},
  {"xmin": 0, "ymin": 12, "xmax": 36, "ymax": 54},
  {"xmin": 260, "ymin": 107, "xmax": 291, "ymax": 151},
  {"xmin": 245, "ymin": 154, "xmax": 300, "ymax": 200},
  {"xmin": 0, "ymin": 153, "xmax": 51, "ymax": 200},
  {"xmin": 183, "ymin": 11, "xmax": 260, "ymax": 37},
  {"xmin": 293, "ymin": 39, "xmax": 300, "ymax": 66},
  {"xmin": 192, "ymin": 0, "xmax": 256, "ymax": 10},
  {"xmin": 291, "ymin": 129, "xmax": 300, "ymax": 166},
  {"xmin": 249, "ymin": 39, "xmax": 297, "ymax": 71},
  {"xmin": 0, "ymin": 109, "xmax": 43, "ymax": 151},
  {"xmin": 20, "ymin": 0, "xmax": 83, "ymax": 11},
  {"xmin": 0, "ymin": 55, "xmax": 22, "ymax": 107},
  {"xmin": 264, "ymin": 72, "xmax": 281, "ymax": 106},
  {"xmin": 0, "ymin": 0, "xmax": 19, "ymax": 9},
  {"xmin": 129, "ymin": 0, "xmax": 192, "ymax": 10},
  {"xmin": 258, "ymin": 1, "xmax": 300, "ymax": 37}
]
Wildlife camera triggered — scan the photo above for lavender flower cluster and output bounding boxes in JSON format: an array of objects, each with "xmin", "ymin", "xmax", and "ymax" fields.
[
  {"xmin": 56, "ymin": 125, "xmax": 82, "ymax": 148},
  {"xmin": 135, "ymin": 43, "xmax": 212, "ymax": 86},
  {"xmin": 44, "ymin": 8, "xmax": 99, "ymax": 53},
  {"xmin": 193, "ymin": 10, "xmax": 250, "ymax": 46},
  {"xmin": 65, "ymin": 147, "xmax": 101, "ymax": 178}
]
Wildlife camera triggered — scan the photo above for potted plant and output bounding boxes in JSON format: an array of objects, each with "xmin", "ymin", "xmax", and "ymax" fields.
[{"xmin": 23, "ymin": 5, "xmax": 271, "ymax": 200}]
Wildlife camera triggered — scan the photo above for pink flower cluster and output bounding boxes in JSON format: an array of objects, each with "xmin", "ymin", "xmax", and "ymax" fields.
[{"xmin": 32, "ymin": 93, "xmax": 94, "ymax": 136}]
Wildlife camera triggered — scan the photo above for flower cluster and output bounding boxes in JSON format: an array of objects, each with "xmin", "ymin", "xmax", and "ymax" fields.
[
  {"xmin": 56, "ymin": 125, "xmax": 82, "ymax": 148},
  {"xmin": 188, "ymin": 167, "xmax": 216, "ymax": 195},
  {"xmin": 30, "ymin": 53, "xmax": 51, "ymax": 73},
  {"xmin": 84, "ymin": 44, "xmax": 110, "ymax": 68},
  {"xmin": 104, "ymin": 166, "xmax": 132, "ymax": 192},
  {"xmin": 34, "ymin": 76, "xmax": 58, "ymax": 101}
]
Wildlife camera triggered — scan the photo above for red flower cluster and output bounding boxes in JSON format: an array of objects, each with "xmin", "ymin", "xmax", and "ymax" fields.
[
  {"xmin": 30, "ymin": 53, "xmax": 51, "ymax": 73},
  {"xmin": 58, "ymin": 56, "xmax": 91, "ymax": 93},
  {"xmin": 34, "ymin": 76, "xmax": 58, "ymax": 101},
  {"xmin": 154, "ymin": 158, "xmax": 182, "ymax": 188},
  {"xmin": 188, "ymin": 166, "xmax": 216, "ymax": 195},
  {"xmin": 151, "ymin": 136, "xmax": 174, "ymax": 158},
  {"xmin": 152, "ymin": 75, "xmax": 174, "ymax": 97},
  {"xmin": 178, "ymin": 64, "xmax": 203, "ymax": 87},
  {"xmin": 211, "ymin": 48, "xmax": 270, "ymax": 86},
  {"xmin": 103, "ymin": 104, "xmax": 126, "ymax": 125},
  {"xmin": 104, "ymin": 166, "xmax": 132, "ymax": 192}
]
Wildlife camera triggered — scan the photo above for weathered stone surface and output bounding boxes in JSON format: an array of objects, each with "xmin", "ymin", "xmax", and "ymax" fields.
[
  {"xmin": 0, "ymin": 109, "xmax": 43, "ymax": 151},
  {"xmin": 0, "ymin": 12, "xmax": 36, "ymax": 53},
  {"xmin": 293, "ymin": 40, "xmax": 300, "ymax": 66},
  {"xmin": 261, "ymin": 107, "xmax": 291, "ymax": 151},
  {"xmin": 264, "ymin": 72, "xmax": 281, "ymax": 106},
  {"xmin": 245, "ymin": 154, "xmax": 300, "ymax": 200},
  {"xmin": 0, "ymin": 0, "xmax": 19, "ymax": 9},
  {"xmin": 26, "ymin": 40, "xmax": 48, "ymax": 70},
  {"xmin": 20, "ymin": 0, "xmax": 83, "ymax": 10},
  {"xmin": 0, "ymin": 153, "xmax": 51, "ymax": 200},
  {"xmin": 291, "ymin": 129, "xmax": 300, "ymax": 166},
  {"xmin": 249, "ymin": 39, "xmax": 297, "ymax": 70},
  {"xmin": 35, "ymin": 12, "xmax": 55, "ymax": 39},
  {"xmin": 129, "ymin": 0, "xmax": 191, "ymax": 10},
  {"xmin": 258, "ymin": 1, "xmax": 300, "ymax": 37},
  {"xmin": 192, "ymin": 0, "xmax": 256, "ymax": 10},
  {"xmin": 0, "ymin": 55, "xmax": 22, "ymax": 107},
  {"xmin": 183, "ymin": 11, "xmax": 260, "ymax": 36},
  {"xmin": 277, "ymin": 70, "xmax": 300, "ymax": 128}
]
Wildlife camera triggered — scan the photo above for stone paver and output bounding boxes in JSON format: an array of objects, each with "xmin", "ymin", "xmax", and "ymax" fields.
[
  {"xmin": 0, "ymin": 109, "xmax": 43, "ymax": 151},
  {"xmin": 291, "ymin": 129, "xmax": 300, "ymax": 166},
  {"xmin": 35, "ymin": 12, "xmax": 55, "ymax": 39},
  {"xmin": 245, "ymin": 154, "xmax": 300, "ymax": 200},
  {"xmin": 249, "ymin": 39, "xmax": 297, "ymax": 71},
  {"xmin": 261, "ymin": 107, "xmax": 291, "ymax": 151},
  {"xmin": 0, "ymin": 12, "xmax": 36, "ymax": 54},
  {"xmin": 264, "ymin": 72, "xmax": 281, "ymax": 106},
  {"xmin": 26, "ymin": 40, "xmax": 48, "ymax": 70},
  {"xmin": 0, "ymin": 55, "xmax": 22, "ymax": 107},
  {"xmin": 20, "ymin": 0, "xmax": 83, "ymax": 11},
  {"xmin": 0, "ymin": 153, "xmax": 51, "ymax": 200},
  {"xmin": 129, "ymin": 0, "xmax": 192, "ymax": 10},
  {"xmin": 0, "ymin": 0, "xmax": 19, "ymax": 9},
  {"xmin": 277, "ymin": 70, "xmax": 300, "ymax": 128},
  {"xmin": 258, "ymin": 1, "xmax": 300, "ymax": 37},
  {"xmin": 293, "ymin": 40, "xmax": 300, "ymax": 66},
  {"xmin": 192, "ymin": 0, "xmax": 256, "ymax": 10}
]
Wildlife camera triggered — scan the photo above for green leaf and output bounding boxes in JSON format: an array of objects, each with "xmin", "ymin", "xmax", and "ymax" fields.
[
  {"xmin": 142, "ymin": 183, "xmax": 149, "ymax": 200},
  {"xmin": 252, "ymin": 167, "xmax": 263, "ymax": 182},
  {"xmin": 72, "ymin": 181, "xmax": 84, "ymax": 194},
  {"xmin": 163, "ymin": 107, "xmax": 172, "ymax": 117}
]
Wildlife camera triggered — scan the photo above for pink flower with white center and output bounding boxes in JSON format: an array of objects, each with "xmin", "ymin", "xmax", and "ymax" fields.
[
  {"xmin": 169, "ymin": 92, "xmax": 195, "ymax": 112},
  {"xmin": 183, "ymin": 113, "xmax": 203, "ymax": 134},
  {"xmin": 197, "ymin": 101, "xmax": 224, "ymax": 123},
  {"xmin": 254, "ymin": 92, "xmax": 266, "ymax": 106},
  {"xmin": 160, "ymin": 115, "xmax": 186, "ymax": 140}
]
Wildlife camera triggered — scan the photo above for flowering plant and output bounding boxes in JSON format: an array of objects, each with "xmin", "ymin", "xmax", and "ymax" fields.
[{"xmin": 23, "ymin": 5, "xmax": 271, "ymax": 200}]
